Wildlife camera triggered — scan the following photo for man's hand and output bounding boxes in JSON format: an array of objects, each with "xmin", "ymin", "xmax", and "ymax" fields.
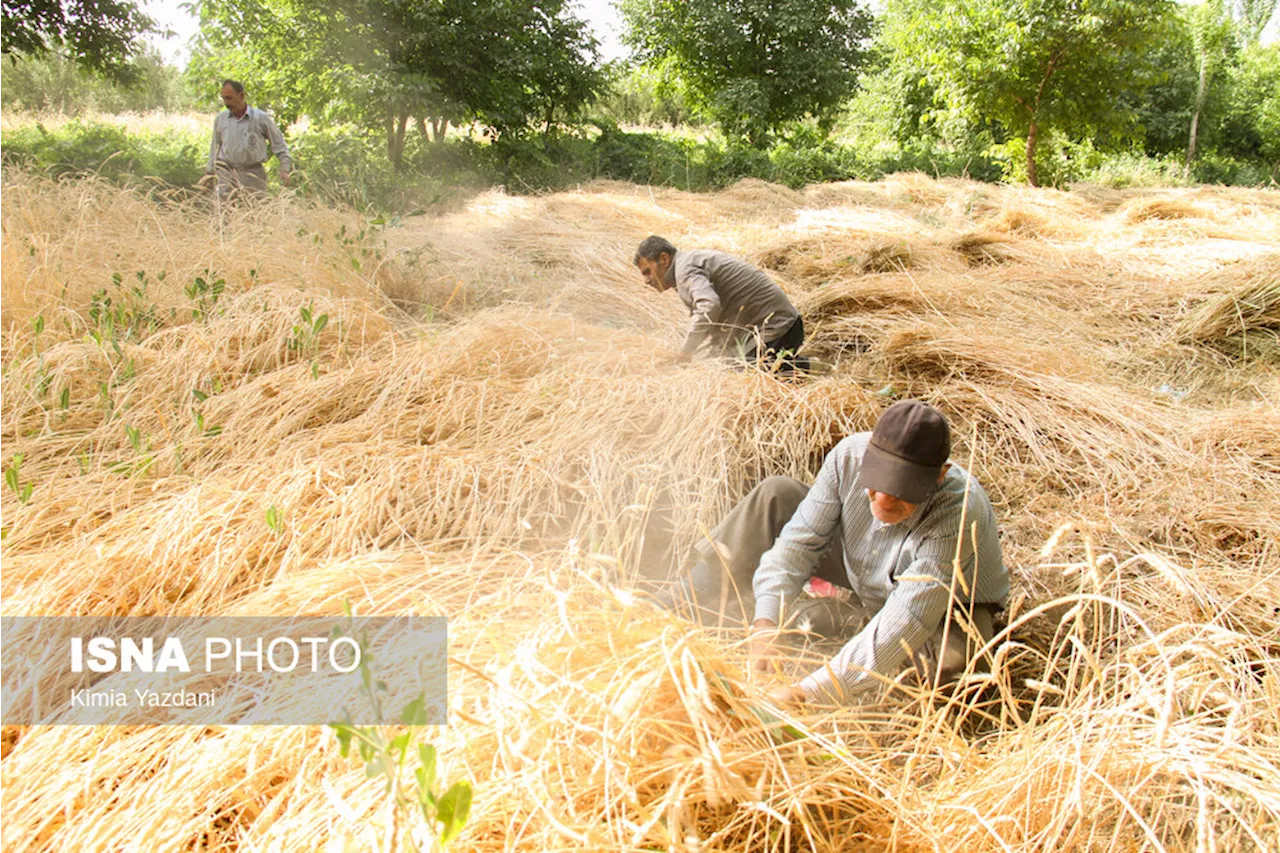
[
  {"xmin": 768, "ymin": 684, "xmax": 808, "ymax": 708},
  {"xmin": 748, "ymin": 618, "xmax": 778, "ymax": 673},
  {"xmin": 281, "ymin": 171, "xmax": 291, "ymax": 187}
]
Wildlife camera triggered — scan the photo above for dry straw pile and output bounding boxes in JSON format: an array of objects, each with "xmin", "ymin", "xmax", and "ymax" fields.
[{"xmin": 2, "ymin": 170, "xmax": 1278, "ymax": 851}]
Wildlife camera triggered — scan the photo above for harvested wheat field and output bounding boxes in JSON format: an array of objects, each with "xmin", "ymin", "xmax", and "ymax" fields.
[{"xmin": 2, "ymin": 171, "xmax": 1279, "ymax": 851}]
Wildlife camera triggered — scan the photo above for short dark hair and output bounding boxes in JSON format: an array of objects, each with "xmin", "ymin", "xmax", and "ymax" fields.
[
  {"xmin": 634, "ymin": 235, "xmax": 677, "ymax": 265},
  {"xmin": 220, "ymin": 79, "xmax": 245, "ymax": 94}
]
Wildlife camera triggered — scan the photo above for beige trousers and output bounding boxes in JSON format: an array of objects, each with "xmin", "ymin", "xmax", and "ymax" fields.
[{"xmin": 214, "ymin": 162, "xmax": 269, "ymax": 201}]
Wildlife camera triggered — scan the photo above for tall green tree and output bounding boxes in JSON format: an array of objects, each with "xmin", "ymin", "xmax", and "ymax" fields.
[
  {"xmin": 1, "ymin": 46, "xmax": 192, "ymax": 113},
  {"xmin": 1185, "ymin": 1, "xmax": 1237, "ymax": 178},
  {"xmin": 1, "ymin": 0, "xmax": 154, "ymax": 81},
  {"xmin": 190, "ymin": 0, "xmax": 603, "ymax": 168},
  {"xmin": 1128, "ymin": 15, "xmax": 1203, "ymax": 158},
  {"xmin": 886, "ymin": 0, "xmax": 1174, "ymax": 186},
  {"xmin": 619, "ymin": 0, "xmax": 873, "ymax": 146},
  {"xmin": 1220, "ymin": 44, "xmax": 1280, "ymax": 179}
]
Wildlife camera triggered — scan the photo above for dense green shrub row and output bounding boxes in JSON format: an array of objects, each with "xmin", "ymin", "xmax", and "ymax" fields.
[
  {"xmin": 0, "ymin": 121, "xmax": 207, "ymax": 186},
  {"xmin": 1, "ymin": 117, "xmax": 1270, "ymax": 213}
]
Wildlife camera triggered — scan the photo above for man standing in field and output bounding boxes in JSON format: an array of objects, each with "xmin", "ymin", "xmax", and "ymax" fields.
[
  {"xmin": 663, "ymin": 400, "xmax": 1009, "ymax": 706},
  {"xmin": 203, "ymin": 79, "xmax": 292, "ymax": 201},
  {"xmin": 634, "ymin": 235, "xmax": 807, "ymax": 371}
]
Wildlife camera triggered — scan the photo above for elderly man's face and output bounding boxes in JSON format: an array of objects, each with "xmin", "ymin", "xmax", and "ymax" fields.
[
  {"xmin": 220, "ymin": 84, "xmax": 247, "ymax": 114},
  {"xmin": 636, "ymin": 253, "xmax": 672, "ymax": 293},
  {"xmin": 866, "ymin": 464, "xmax": 950, "ymax": 525},
  {"xmin": 866, "ymin": 489, "xmax": 919, "ymax": 525}
]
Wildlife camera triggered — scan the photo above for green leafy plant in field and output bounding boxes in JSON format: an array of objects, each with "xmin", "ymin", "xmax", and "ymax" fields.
[
  {"xmin": 78, "ymin": 270, "xmax": 173, "ymax": 429},
  {"xmin": 6, "ymin": 454, "xmax": 34, "ymax": 504},
  {"xmin": 97, "ymin": 380, "xmax": 115, "ymax": 421},
  {"xmin": 111, "ymin": 423, "xmax": 155, "ymax": 477},
  {"xmin": 28, "ymin": 314, "xmax": 54, "ymax": 400},
  {"xmin": 89, "ymin": 270, "xmax": 163, "ymax": 346},
  {"xmin": 289, "ymin": 302, "xmax": 328, "ymax": 351},
  {"xmin": 334, "ymin": 222, "xmax": 386, "ymax": 273},
  {"xmin": 185, "ymin": 268, "xmax": 226, "ymax": 321},
  {"xmin": 288, "ymin": 301, "xmax": 329, "ymax": 378},
  {"xmin": 264, "ymin": 504, "xmax": 282, "ymax": 534},
  {"xmin": 192, "ymin": 408, "xmax": 222, "ymax": 438},
  {"xmin": 189, "ymin": 386, "xmax": 225, "ymax": 438},
  {"xmin": 330, "ymin": 614, "xmax": 471, "ymax": 850}
]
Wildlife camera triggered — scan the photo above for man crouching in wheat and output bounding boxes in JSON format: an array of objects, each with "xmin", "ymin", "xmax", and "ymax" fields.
[
  {"xmin": 661, "ymin": 400, "xmax": 1009, "ymax": 706},
  {"xmin": 634, "ymin": 235, "xmax": 808, "ymax": 372}
]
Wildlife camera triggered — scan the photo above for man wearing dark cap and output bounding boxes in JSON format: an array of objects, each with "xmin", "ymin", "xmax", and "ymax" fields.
[
  {"xmin": 665, "ymin": 400, "xmax": 1008, "ymax": 706},
  {"xmin": 634, "ymin": 235, "xmax": 806, "ymax": 370}
]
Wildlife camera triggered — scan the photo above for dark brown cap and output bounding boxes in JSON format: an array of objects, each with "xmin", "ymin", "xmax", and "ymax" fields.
[{"xmin": 859, "ymin": 400, "xmax": 951, "ymax": 504}]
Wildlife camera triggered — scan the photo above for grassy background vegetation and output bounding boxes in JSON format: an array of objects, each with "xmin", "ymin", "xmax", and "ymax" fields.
[{"xmin": 4, "ymin": 110, "xmax": 1269, "ymax": 216}]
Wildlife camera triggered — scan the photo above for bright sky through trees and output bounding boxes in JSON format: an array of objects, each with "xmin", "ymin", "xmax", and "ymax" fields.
[{"xmin": 144, "ymin": 0, "xmax": 630, "ymax": 64}]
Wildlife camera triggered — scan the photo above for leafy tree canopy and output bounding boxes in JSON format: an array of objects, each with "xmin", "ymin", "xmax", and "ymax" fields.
[
  {"xmin": 1, "ymin": 45, "xmax": 192, "ymax": 113},
  {"xmin": 189, "ymin": 0, "xmax": 603, "ymax": 166},
  {"xmin": 1220, "ymin": 43, "xmax": 1280, "ymax": 176},
  {"xmin": 1125, "ymin": 13, "xmax": 1201, "ymax": 157},
  {"xmin": 885, "ymin": 0, "xmax": 1175, "ymax": 185},
  {"xmin": 1, "ymin": 0, "xmax": 154, "ymax": 81},
  {"xmin": 620, "ymin": 0, "xmax": 873, "ymax": 146},
  {"xmin": 1182, "ymin": 0, "xmax": 1238, "ymax": 174}
]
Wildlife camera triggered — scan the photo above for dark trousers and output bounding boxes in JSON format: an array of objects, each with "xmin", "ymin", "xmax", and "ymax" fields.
[{"xmin": 742, "ymin": 316, "xmax": 808, "ymax": 373}]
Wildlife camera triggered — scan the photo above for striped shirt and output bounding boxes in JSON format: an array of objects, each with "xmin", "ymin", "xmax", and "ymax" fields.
[
  {"xmin": 206, "ymin": 106, "xmax": 292, "ymax": 173},
  {"xmin": 667, "ymin": 250, "xmax": 799, "ymax": 357},
  {"xmin": 753, "ymin": 433, "xmax": 1008, "ymax": 703}
]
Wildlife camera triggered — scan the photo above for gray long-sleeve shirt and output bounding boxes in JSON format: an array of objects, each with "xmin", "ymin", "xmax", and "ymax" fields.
[
  {"xmin": 753, "ymin": 433, "xmax": 1008, "ymax": 704},
  {"xmin": 206, "ymin": 107, "xmax": 292, "ymax": 173},
  {"xmin": 666, "ymin": 250, "xmax": 799, "ymax": 357}
]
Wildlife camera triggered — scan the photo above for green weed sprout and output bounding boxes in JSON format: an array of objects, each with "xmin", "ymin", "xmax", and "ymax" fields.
[
  {"xmin": 329, "ymin": 614, "xmax": 471, "ymax": 851},
  {"xmin": 5, "ymin": 454, "xmax": 33, "ymax": 504}
]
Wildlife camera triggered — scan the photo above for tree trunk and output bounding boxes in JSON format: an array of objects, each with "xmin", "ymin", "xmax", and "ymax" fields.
[
  {"xmin": 1023, "ymin": 48, "xmax": 1062, "ymax": 189},
  {"xmin": 1185, "ymin": 56, "xmax": 1210, "ymax": 180},
  {"xmin": 417, "ymin": 117, "xmax": 450, "ymax": 144},
  {"xmin": 1026, "ymin": 122, "xmax": 1039, "ymax": 188},
  {"xmin": 387, "ymin": 112, "xmax": 409, "ymax": 170}
]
